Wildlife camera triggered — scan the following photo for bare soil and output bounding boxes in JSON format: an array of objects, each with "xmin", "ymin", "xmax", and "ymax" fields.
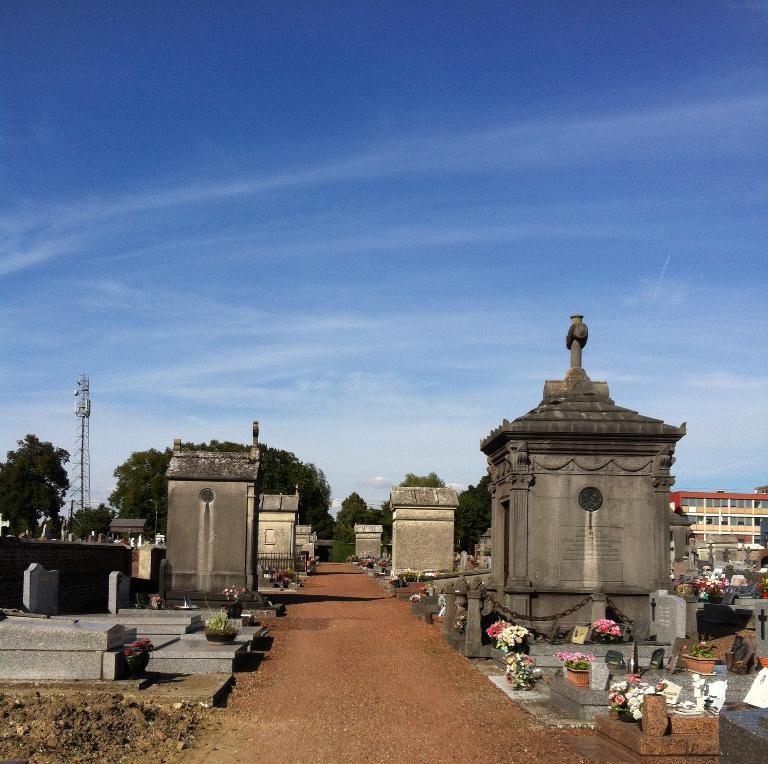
[{"xmin": 0, "ymin": 690, "xmax": 212, "ymax": 763}]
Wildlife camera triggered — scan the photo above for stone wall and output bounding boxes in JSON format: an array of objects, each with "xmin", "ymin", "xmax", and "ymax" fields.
[{"xmin": 0, "ymin": 537, "xmax": 131, "ymax": 613}]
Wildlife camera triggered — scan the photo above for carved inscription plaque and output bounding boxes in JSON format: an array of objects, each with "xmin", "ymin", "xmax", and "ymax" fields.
[{"xmin": 559, "ymin": 526, "xmax": 623, "ymax": 582}]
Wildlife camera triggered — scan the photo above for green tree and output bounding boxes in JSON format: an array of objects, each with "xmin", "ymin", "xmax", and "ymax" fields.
[
  {"xmin": 400, "ymin": 472, "xmax": 445, "ymax": 488},
  {"xmin": 455, "ymin": 475, "xmax": 492, "ymax": 551},
  {"xmin": 109, "ymin": 440, "xmax": 335, "ymax": 539},
  {"xmin": 334, "ymin": 491, "xmax": 381, "ymax": 542},
  {"xmin": 109, "ymin": 448, "xmax": 169, "ymax": 534},
  {"xmin": 73, "ymin": 502, "xmax": 115, "ymax": 537},
  {"xmin": 0, "ymin": 434, "xmax": 70, "ymax": 534}
]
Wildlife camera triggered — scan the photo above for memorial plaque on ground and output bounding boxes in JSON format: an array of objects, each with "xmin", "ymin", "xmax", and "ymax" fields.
[
  {"xmin": 558, "ymin": 526, "xmax": 622, "ymax": 582},
  {"xmin": 570, "ymin": 625, "xmax": 589, "ymax": 644}
]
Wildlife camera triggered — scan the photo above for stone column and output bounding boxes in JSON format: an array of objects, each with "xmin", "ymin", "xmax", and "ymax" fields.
[
  {"xmin": 652, "ymin": 474, "xmax": 675, "ymax": 590},
  {"xmin": 589, "ymin": 592, "xmax": 607, "ymax": 623},
  {"xmin": 507, "ymin": 473, "xmax": 533, "ymax": 588}
]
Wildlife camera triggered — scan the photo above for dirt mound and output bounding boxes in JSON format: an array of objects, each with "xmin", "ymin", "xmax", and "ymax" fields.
[{"xmin": 0, "ymin": 690, "xmax": 213, "ymax": 763}]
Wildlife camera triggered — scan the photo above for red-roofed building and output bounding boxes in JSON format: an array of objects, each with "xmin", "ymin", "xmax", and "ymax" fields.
[{"xmin": 670, "ymin": 488, "xmax": 768, "ymax": 546}]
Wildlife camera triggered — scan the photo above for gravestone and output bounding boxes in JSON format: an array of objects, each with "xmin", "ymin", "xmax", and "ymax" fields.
[
  {"xmin": 650, "ymin": 590, "xmax": 687, "ymax": 643},
  {"xmin": 39, "ymin": 523, "xmax": 51, "ymax": 540},
  {"xmin": 481, "ymin": 315, "xmax": 686, "ymax": 624},
  {"xmin": 23, "ymin": 563, "xmax": 59, "ymax": 615},
  {"xmin": 0, "ymin": 513, "xmax": 9, "ymax": 536},
  {"xmin": 590, "ymin": 661, "xmax": 609, "ymax": 690},
  {"xmin": 720, "ymin": 706, "xmax": 768, "ymax": 763},
  {"xmin": 108, "ymin": 570, "xmax": 130, "ymax": 614}
]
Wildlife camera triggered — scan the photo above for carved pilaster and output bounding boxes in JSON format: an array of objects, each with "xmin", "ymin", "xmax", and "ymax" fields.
[
  {"xmin": 506, "ymin": 472, "xmax": 534, "ymax": 588},
  {"xmin": 652, "ymin": 459, "xmax": 676, "ymax": 590}
]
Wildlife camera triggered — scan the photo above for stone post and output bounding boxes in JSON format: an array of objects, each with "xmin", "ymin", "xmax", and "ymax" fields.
[
  {"xmin": 589, "ymin": 592, "xmax": 607, "ymax": 623},
  {"xmin": 442, "ymin": 590, "xmax": 456, "ymax": 636},
  {"xmin": 464, "ymin": 590, "xmax": 484, "ymax": 657}
]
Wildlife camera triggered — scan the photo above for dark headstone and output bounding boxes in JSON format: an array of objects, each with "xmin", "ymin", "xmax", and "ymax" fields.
[
  {"xmin": 720, "ymin": 706, "xmax": 768, "ymax": 764},
  {"xmin": 605, "ymin": 649, "xmax": 626, "ymax": 672},
  {"xmin": 650, "ymin": 648, "xmax": 665, "ymax": 670}
]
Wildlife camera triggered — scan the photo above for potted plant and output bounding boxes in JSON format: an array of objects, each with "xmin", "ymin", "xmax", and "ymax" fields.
[
  {"xmin": 149, "ymin": 594, "xmax": 164, "ymax": 610},
  {"xmin": 591, "ymin": 618, "xmax": 623, "ymax": 644},
  {"xmin": 123, "ymin": 638, "xmax": 154, "ymax": 678},
  {"xmin": 759, "ymin": 576, "xmax": 768, "ymax": 600},
  {"xmin": 556, "ymin": 651, "xmax": 595, "ymax": 686},
  {"xmin": 205, "ymin": 611, "xmax": 239, "ymax": 643},
  {"xmin": 684, "ymin": 639, "xmax": 717, "ymax": 673},
  {"xmin": 222, "ymin": 587, "xmax": 251, "ymax": 618},
  {"xmin": 486, "ymin": 620, "xmax": 530, "ymax": 653}
]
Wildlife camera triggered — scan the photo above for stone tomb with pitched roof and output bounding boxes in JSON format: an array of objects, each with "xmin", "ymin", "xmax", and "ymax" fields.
[
  {"xmin": 258, "ymin": 492, "xmax": 299, "ymax": 559},
  {"xmin": 165, "ymin": 421, "xmax": 261, "ymax": 594},
  {"xmin": 482, "ymin": 315, "xmax": 686, "ymax": 624}
]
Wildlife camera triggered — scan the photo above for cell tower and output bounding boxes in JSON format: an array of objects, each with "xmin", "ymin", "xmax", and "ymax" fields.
[{"xmin": 70, "ymin": 374, "xmax": 91, "ymax": 516}]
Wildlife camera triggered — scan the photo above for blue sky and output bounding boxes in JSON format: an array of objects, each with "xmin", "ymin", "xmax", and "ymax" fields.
[{"xmin": 1, "ymin": 2, "xmax": 767, "ymax": 511}]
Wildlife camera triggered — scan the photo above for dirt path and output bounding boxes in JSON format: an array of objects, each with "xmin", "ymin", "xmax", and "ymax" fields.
[{"xmin": 188, "ymin": 564, "xmax": 598, "ymax": 763}]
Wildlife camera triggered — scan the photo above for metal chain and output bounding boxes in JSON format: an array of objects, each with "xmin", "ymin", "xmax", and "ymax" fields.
[
  {"xmin": 483, "ymin": 593, "xmax": 593, "ymax": 623},
  {"xmin": 605, "ymin": 597, "xmax": 635, "ymax": 625}
]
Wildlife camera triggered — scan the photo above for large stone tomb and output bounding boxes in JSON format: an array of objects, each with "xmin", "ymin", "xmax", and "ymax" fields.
[
  {"xmin": 354, "ymin": 524, "xmax": 383, "ymax": 558},
  {"xmin": 390, "ymin": 487, "xmax": 457, "ymax": 574},
  {"xmin": 258, "ymin": 492, "xmax": 299, "ymax": 559},
  {"xmin": 481, "ymin": 315, "xmax": 685, "ymax": 624},
  {"xmin": 166, "ymin": 421, "xmax": 261, "ymax": 593},
  {"xmin": 0, "ymin": 616, "xmax": 125, "ymax": 680}
]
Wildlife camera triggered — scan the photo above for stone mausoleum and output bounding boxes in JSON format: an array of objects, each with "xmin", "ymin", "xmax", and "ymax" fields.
[
  {"xmin": 165, "ymin": 421, "xmax": 261, "ymax": 594},
  {"xmin": 482, "ymin": 315, "xmax": 686, "ymax": 623},
  {"xmin": 258, "ymin": 491, "xmax": 299, "ymax": 559},
  {"xmin": 354, "ymin": 524, "xmax": 383, "ymax": 559},
  {"xmin": 391, "ymin": 487, "xmax": 457, "ymax": 574}
]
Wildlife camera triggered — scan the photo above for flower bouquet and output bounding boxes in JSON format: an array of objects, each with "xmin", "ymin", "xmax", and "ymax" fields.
[
  {"xmin": 759, "ymin": 576, "xmax": 768, "ymax": 599},
  {"xmin": 591, "ymin": 618, "xmax": 622, "ymax": 643},
  {"xmin": 608, "ymin": 676, "xmax": 667, "ymax": 721},
  {"xmin": 485, "ymin": 620, "xmax": 529, "ymax": 653},
  {"xmin": 123, "ymin": 638, "xmax": 154, "ymax": 678},
  {"xmin": 505, "ymin": 652, "xmax": 538, "ymax": 690}
]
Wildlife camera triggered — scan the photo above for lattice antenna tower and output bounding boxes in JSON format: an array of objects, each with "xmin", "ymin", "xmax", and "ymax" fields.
[{"xmin": 70, "ymin": 374, "xmax": 91, "ymax": 515}]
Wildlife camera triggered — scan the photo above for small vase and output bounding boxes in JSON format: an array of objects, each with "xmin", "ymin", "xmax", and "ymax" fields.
[
  {"xmin": 683, "ymin": 655, "xmax": 716, "ymax": 674},
  {"xmin": 761, "ymin": 593, "xmax": 768, "ymax": 600},
  {"xmin": 225, "ymin": 602, "xmax": 243, "ymax": 619},
  {"xmin": 611, "ymin": 709, "xmax": 638, "ymax": 723},
  {"xmin": 566, "ymin": 668, "xmax": 590, "ymax": 687},
  {"xmin": 757, "ymin": 656, "xmax": 768, "ymax": 669},
  {"xmin": 125, "ymin": 652, "xmax": 150, "ymax": 679}
]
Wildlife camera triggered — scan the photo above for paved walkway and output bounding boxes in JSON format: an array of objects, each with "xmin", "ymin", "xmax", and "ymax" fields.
[{"xmin": 188, "ymin": 564, "xmax": 598, "ymax": 763}]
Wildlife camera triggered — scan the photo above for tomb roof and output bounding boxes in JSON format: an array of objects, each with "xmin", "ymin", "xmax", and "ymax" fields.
[
  {"xmin": 390, "ymin": 486, "xmax": 459, "ymax": 508},
  {"xmin": 259, "ymin": 493, "xmax": 299, "ymax": 512},
  {"xmin": 167, "ymin": 449, "xmax": 259, "ymax": 482}
]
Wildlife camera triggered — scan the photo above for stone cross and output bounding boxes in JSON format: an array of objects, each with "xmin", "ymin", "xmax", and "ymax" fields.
[
  {"xmin": 650, "ymin": 596, "xmax": 657, "ymax": 621},
  {"xmin": 566, "ymin": 314, "xmax": 588, "ymax": 369},
  {"xmin": 0, "ymin": 514, "xmax": 9, "ymax": 536},
  {"xmin": 758, "ymin": 609, "xmax": 767, "ymax": 641}
]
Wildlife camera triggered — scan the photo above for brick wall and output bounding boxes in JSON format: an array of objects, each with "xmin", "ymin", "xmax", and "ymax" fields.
[{"xmin": 0, "ymin": 537, "xmax": 131, "ymax": 613}]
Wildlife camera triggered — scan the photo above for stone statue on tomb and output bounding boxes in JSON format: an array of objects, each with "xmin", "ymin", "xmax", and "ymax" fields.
[{"xmin": 566, "ymin": 314, "xmax": 588, "ymax": 369}]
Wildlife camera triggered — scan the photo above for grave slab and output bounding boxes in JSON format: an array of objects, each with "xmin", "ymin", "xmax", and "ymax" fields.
[
  {"xmin": 148, "ymin": 637, "xmax": 249, "ymax": 674},
  {"xmin": 720, "ymin": 705, "xmax": 768, "ymax": 764}
]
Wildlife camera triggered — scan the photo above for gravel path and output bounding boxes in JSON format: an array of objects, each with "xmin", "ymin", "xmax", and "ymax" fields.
[{"xmin": 188, "ymin": 564, "xmax": 599, "ymax": 763}]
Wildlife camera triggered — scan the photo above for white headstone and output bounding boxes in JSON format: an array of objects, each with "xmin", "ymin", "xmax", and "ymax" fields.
[
  {"xmin": 23, "ymin": 563, "xmax": 59, "ymax": 615},
  {"xmin": 0, "ymin": 514, "xmax": 9, "ymax": 536},
  {"xmin": 108, "ymin": 571, "xmax": 130, "ymax": 614}
]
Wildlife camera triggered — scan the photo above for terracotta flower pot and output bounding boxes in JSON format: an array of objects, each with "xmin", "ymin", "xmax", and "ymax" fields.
[
  {"xmin": 683, "ymin": 655, "xmax": 716, "ymax": 674},
  {"xmin": 761, "ymin": 593, "xmax": 768, "ymax": 600},
  {"xmin": 566, "ymin": 668, "xmax": 590, "ymax": 687},
  {"xmin": 758, "ymin": 656, "xmax": 768, "ymax": 669}
]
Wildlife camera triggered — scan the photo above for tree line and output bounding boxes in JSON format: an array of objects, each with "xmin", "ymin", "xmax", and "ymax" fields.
[{"xmin": 0, "ymin": 435, "xmax": 491, "ymax": 550}]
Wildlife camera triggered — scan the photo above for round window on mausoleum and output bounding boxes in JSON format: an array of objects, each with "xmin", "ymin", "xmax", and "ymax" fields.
[
  {"xmin": 578, "ymin": 486, "xmax": 603, "ymax": 512},
  {"xmin": 199, "ymin": 488, "xmax": 215, "ymax": 503}
]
